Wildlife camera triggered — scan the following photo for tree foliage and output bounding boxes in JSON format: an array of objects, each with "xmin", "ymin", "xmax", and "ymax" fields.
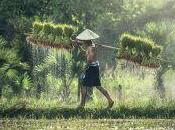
[{"xmin": 0, "ymin": 36, "xmax": 32, "ymax": 97}]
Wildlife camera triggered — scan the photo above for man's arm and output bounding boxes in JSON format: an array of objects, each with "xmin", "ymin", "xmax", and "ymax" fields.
[{"xmin": 79, "ymin": 45, "xmax": 86, "ymax": 52}]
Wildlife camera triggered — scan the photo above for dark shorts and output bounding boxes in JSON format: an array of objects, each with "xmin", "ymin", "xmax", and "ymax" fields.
[{"xmin": 82, "ymin": 64, "xmax": 101, "ymax": 87}]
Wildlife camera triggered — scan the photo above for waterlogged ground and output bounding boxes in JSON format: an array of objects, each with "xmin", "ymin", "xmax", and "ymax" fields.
[{"xmin": 0, "ymin": 119, "xmax": 175, "ymax": 130}]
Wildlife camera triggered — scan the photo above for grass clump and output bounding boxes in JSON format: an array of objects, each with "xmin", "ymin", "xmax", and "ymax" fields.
[{"xmin": 118, "ymin": 33, "xmax": 162, "ymax": 68}]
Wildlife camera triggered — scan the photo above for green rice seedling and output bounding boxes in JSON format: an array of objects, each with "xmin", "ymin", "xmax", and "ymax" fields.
[
  {"xmin": 43, "ymin": 23, "xmax": 52, "ymax": 35},
  {"xmin": 62, "ymin": 37, "xmax": 70, "ymax": 45},
  {"xmin": 54, "ymin": 25, "xmax": 64, "ymax": 36},
  {"xmin": 141, "ymin": 56, "xmax": 149, "ymax": 66},
  {"xmin": 54, "ymin": 25, "xmax": 64, "ymax": 44},
  {"xmin": 143, "ymin": 57, "xmax": 159, "ymax": 67},
  {"xmin": 39, "ymin": 23, "xmax": 53, "ymax": 43},
  {"xmin": 32, "ymin": 22, "xmax": 43, "ymax": 38},
  {"xmin": 48, "ymin": 34, "xmax": 55, "ymax": 44},
  {"xmin": 55, "ymin": 36, "xmax": 63, "ymax": 44},
  {"xmin": 120, "ymin": 33, "xmax": 130, "ymax": 48},
  {"xmin": 141, "ymin": 38, "xmax": 154, "ymax": 57},
  {"xmin": 130, "ymin": 48, "xmax": 138, "ymax": 61},
  {"xmin": 38, "ymin": 30, "xmax": 47, "ymax": 42},
  {"xmin": 48, "ymin": 25, "xmax": 55, "ymax": 43},
  {"xmin": 151, "ymin": 46, "xmax": 162, "ymax": 58},
  {"xmin": 64, "ymin": 25, "xmax": 78, "ymax": 38}
]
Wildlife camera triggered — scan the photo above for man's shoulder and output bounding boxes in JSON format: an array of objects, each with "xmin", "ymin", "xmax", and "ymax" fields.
[{"xmin": 87, "ymin": 46, "xmax": 94, "ymax": 49}]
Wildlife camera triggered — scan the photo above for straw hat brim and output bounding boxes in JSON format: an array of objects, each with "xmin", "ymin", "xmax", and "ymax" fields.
[{"xmin": 76, "ymin": 29, "xmax": 100, "ymax": 40}]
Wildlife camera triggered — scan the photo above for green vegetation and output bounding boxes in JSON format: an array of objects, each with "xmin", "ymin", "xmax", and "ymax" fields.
[
  {"xmin": 1, "ymin": 119, "xmax": 175, "ymax": 130},
  {"xmin": 118, "ymin": 33, "xmax": 162, "ymax": 68},
  {"xmin": 1, "ymin": 97, "xmax": 175, "ymax": 119},
  {"xmin": 0, "ymin": 65, "xmax": 175, "ymax": 119},
  {"xmin": 28, "ymin": 22, "xmax": 78, "ymax": 48},
  {"xmin": 0, "ymin": 36, "xmax": 31, "ymax": 98}
]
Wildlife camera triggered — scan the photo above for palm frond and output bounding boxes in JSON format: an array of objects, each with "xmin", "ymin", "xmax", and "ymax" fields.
[
  {"xmin": 0, "ymin": 64, "xmax": 11, "ymax": 76},
  {"xmin": 21, "ymin": 73, "xmax": 33, "ymax": 90},
  {"xmin": 0, "ymin": 48, "xmax": 19, "ymax": 64},
  {"xmin": 13, "ymin": 62, "xmax": 30, "ymax": 71},
  {"xmin": 34, "ymin": 53, "xmax": 57, "ymax": 75},
  {"xmin": 4, "ymin": 69, "xmax": 19, "ymax": 80},
  {"xmin": 0, "ymin": 36, "xmax": 7, "ymax": 48}
]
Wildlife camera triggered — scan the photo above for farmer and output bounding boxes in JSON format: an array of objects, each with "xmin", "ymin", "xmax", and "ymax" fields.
[{"xmin": 76, "ymin": 29, "xmax": 114, "ymax": 108}]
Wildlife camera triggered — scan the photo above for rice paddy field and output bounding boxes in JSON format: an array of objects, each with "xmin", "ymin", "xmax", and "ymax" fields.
[{"xmin": 1, "ymin": 119, "xmax": 175, "ymax": 130}]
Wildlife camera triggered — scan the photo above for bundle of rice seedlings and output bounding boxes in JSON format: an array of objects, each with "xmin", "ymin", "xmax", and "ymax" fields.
[
  {"xmin": 118, "ymin": 33, "xmax": 162, "ymax": 68},
  {"xmin": 27, "ymin": 21, "xmax": 78, "ymax": 49}
]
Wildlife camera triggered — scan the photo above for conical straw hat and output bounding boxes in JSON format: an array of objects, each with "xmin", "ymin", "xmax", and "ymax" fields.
[{"xmin": 76, "ymin": 29, "xmax": 100, "ymax": 40}]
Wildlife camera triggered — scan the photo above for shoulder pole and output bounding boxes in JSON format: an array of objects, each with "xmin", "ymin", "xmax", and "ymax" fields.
[{"xmin": 94, "ymin": 43, "xmax": 120, "ymax": 50}]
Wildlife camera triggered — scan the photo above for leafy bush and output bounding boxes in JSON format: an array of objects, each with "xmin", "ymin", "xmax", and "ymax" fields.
[
  {"xmin": 118, "ymin": 33, "xmax": 162, "ymax": 68},
  {"xmin": 30, "ymin": 22, "xmax": 78, "ymax": 48},
  {"xmin": 0, "ymin": 36, "xmax": 32, "ymax": 97}
]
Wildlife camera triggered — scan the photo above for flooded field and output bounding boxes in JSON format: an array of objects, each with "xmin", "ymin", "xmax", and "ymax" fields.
[{"xmin": 0, "ymin": 119, "xmax": 175, "ymax": 130}]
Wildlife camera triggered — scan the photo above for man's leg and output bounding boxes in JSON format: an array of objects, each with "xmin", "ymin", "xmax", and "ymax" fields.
[
  {"xmin": 96, "ymin": 86, "xmax": 114, "ymax": 108},
  {"xmin": 79, "ymin": 86, "xmax": 87, "ymax": 108},
  {"xmin": 86, "ymin": 87, "xmax": 93, "ymax": 101}
]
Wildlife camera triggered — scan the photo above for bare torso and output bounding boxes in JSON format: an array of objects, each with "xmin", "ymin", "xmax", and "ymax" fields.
[{"xmin": 86, "ymin": 46, "xmax": 96, "ymax": 64}]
